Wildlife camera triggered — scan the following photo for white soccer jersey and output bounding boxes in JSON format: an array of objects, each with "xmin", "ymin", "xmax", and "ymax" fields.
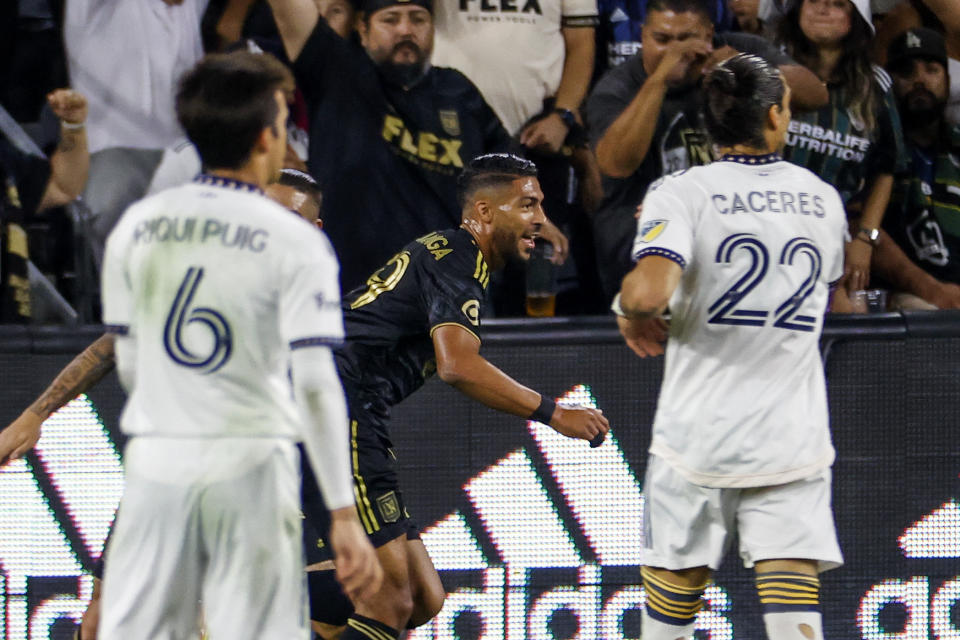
[
  {"xmin": 101, "ymin": 175, "xmax": 344, "ymax": 441},
  {"xmin": 633, "ymin": 155, "xmax": 847, "ymax": 488}
]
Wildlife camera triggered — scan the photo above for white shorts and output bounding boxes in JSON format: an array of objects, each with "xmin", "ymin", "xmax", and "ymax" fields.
[
  {"xmin": 98, "ymin": 438, "xmax": 310, "ymax": 640},
  {"xmin": 641, "ymin": 455, "xmax": 843, "ymax": 573}
]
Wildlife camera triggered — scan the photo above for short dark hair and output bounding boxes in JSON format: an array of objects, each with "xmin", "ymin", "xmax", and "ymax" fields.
[
  {"xmin": 176, "ymin": 51, "xmax": 293, "ymax": 170},
  {"xmin": 645, "ymin": 0, "xmax": 712, "ymax": 23},
  {"xmin": 703, "ymin": 53, "xmax": 785, "ymax": 149},
  {"xmin": 456, "ymin": 154, "xmax": 538, "ymax": 209},
  {"xmin": 277, "ymin": 168, "xmax": 322, "ymax": 203}
]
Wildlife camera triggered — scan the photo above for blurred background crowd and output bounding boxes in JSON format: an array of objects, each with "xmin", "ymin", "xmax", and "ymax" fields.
[{"xmin": 1, "ymin": 0, "xmax": 958, "ymax": 323}]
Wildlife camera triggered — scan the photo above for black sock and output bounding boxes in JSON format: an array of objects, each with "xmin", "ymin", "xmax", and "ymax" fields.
[{"xmin": 340, "ymin": 614, "xmax": 400, "ymax": 640}]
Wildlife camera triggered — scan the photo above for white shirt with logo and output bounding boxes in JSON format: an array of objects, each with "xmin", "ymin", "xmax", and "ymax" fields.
[
  {"xmin": 432, "ymin": 0, "xmax": 598, "ymax": 134},
  {"xmin": 633, "ymin": 157, "xmax": 847, "ymax": 488}
]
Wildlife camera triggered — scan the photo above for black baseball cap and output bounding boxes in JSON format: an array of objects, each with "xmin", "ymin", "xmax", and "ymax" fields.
[
  {"xmin": 887, "ymin": 28, "xmax": 947, "ymax": 71},
  {"xmin": 361, "ymin": 0, "xmax": 432, "ymax": 15}
]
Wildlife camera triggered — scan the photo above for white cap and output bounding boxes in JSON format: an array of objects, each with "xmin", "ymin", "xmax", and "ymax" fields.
[{"xmin": 849, "ymin": 0, "xmax": 874, "ymax": 34}]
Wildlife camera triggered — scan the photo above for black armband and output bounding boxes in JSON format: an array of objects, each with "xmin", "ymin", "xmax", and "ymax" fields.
[{"xmin": 529, "ymin": 395, "xmax": 557, "ymax": 424}]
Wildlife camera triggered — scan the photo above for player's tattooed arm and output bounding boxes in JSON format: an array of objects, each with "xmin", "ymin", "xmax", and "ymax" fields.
[
  {"xmin": 0, "ymin": 334, "xmax": 116, "ymax": 465},
  {"xmin": 30, "ymin": 334, "xmax": 116, "ymax": 418}
]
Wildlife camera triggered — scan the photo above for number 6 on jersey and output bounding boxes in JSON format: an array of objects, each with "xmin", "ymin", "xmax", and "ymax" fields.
[{"xmin": 163, "ymin": 267, "xmax": 233, "ymax": 373}]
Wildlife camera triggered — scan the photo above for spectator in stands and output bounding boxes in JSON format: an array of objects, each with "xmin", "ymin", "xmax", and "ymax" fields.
[
  {"xmin": 1, "ymin": 89, "xmax": 89, "ymax": 323},
  {"xmin": 265, "ymin": 0, "xmax": 554, "ymax": 293},
  {"xmin": 64, "ymin": 0, "xmax": 207, "ymax": 267},
  {"xmin": 593, "ymin": 0, "xmax": 734, "ymax": 80},
  {"xmin": 432, "ymin": 0, "xmax": 596, "ymax": 152},
  {"xmin": 870, "ymin": 0, "xmax": 959, "ymax": 126},
  {"xmin": 777, "ymin": 0, "xmax": 905, "ymax": 295},
  {"xmin": 586, "ymin": 0, "xmax": 827, "ymax": 301},
  {"xmin": 871, "ymin": 27, "xmax": 960, "ymax": 308},
  {"xmin": 431, "ymin": 0, "xmax": 604, "ymax": 314}
]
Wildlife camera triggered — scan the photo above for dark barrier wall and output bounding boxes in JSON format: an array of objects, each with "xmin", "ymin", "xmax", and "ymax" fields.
[{"xmin": 0, "ymin": 314, "xmax": 958, "ymax": 639}]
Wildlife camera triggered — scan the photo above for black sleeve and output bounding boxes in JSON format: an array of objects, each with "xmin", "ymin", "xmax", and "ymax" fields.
[
  {"xmin": 292, "ymin": 19, "xmax": 356, "ymax": 104},
  {"xmin": 419, "ymin": 250, "xmax": 486, "ymax": 340}
]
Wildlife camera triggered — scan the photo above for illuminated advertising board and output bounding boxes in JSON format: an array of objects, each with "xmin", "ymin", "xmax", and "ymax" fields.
[{"xmin": 0, "ymin": 334, "xmax": 958, "ymax": 639}]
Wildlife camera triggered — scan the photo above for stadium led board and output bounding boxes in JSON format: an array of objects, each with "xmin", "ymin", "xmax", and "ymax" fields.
[{"xmin": 0, "ymin": 336, "xmax": 958, "ymax": 639}]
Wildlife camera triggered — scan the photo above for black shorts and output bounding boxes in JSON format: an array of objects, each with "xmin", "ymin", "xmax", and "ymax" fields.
[{"xmin": 301, "ymin": 412, "xmax": 416, "ymax": 564}]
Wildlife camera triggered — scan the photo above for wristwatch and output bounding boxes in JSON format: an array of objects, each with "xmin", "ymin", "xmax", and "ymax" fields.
[
  {"xmin": 857, "ymin": 227, "xmax": 881, "ymax": 247},
  {"xmin": 553, "ymin": 108, "xmax": 577, "ymax": 130}
]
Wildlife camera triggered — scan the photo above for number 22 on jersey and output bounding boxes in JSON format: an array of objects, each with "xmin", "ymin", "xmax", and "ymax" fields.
[{"xmin": 708, "ymin": 234, "xmax": 823, "ymax": 332}]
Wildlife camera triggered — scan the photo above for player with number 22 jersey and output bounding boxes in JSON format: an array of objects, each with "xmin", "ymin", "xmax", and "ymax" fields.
[{"xmin": 636, "ymin": 158, "xmax": 847, "ymax": 487}]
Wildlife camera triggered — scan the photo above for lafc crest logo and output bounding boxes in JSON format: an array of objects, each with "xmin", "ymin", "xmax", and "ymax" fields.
[
  {"xmin": 439, "ymin": 109, "xmax": 461, "ymax": 136},
  {"xmin": 377, "ymin": 491, "xmax": 402, "ymax": 523},
  {"xmin": 461, "ymin": 299, "xmax": 480, "ymax": 326},
  {"xmin": 638, "ymin": 219, "xmax": 668, "ymax": 243}
]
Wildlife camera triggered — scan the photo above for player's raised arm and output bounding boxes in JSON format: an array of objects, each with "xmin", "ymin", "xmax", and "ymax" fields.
[
  {"xmin": 266, "ymin": 0, "xmax": 321, "ymax": 62},
  {"xmin": 0, "ymin": 334, "xmax": 116, "ymax": 466},
  {"xmin": 432, "ymin": 316, "xmax": 608, "ymax": 444}
]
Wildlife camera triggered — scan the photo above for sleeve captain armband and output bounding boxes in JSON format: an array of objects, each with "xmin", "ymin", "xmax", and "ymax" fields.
[{"xmin": 529, "ymin": 395, "xmax": 557, "ymax": 424}]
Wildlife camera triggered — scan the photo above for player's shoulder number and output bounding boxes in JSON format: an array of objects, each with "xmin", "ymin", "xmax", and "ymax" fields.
[{"xmin": 350, "ymin": 250, "xmax": 412, "ymax": 309}]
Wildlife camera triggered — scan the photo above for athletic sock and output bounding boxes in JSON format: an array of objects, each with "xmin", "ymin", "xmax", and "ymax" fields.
[
  {"xmin": 762, "ymin": 611, "xmax": 824, "ymax": 640},
  {"xmin": 641, "ymin": 566, "xmax": 707, "ymax": 640},
  {"xmin": 756, "ymin": 571, "xmax": 823, "ymax": 640},
  {"xmin": 340, "ymin": 614, "xmax": 400, "ymax": 640},
  {"xmin": 642, "ymin": 609, "xmax": 697, "ymax": 640}
]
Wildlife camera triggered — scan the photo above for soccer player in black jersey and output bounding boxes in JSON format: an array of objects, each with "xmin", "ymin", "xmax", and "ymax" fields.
[
  {"xmin": 0, "ymin": 154, "xmax": 609, "ymax": 640},
  {"xmin": 301, "ymin": 153, "xmax": 609, "ymax": 640}
]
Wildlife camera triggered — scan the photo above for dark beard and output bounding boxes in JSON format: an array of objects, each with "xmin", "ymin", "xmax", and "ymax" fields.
[
  {"xmin": 378, "ymin": 60, "xmax": 426, "ymax": 87},
  {"xmin": 900, "ymin": 89, "xmax": 946, "ymax": 129},
  {"xmin": 490, "ymin": 226, "xmax": 528, "ymax": 268},
  {"xmin": 377, "ymin": 43, "xmax": 427, "ymax": 87}
]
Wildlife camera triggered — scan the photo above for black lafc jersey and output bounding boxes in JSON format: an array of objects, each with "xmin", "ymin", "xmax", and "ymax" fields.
[{"xmin": 335, "ymin": 228, "xmax": 489, "ymax": 417}]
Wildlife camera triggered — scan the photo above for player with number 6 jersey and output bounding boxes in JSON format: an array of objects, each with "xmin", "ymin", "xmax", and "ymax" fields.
[
  {"xmin": 103, "ymin": 174, "xmax": 342, "ymax": 440},
  {"xmin": 616, "ymin": 54, "xmax": 847, "ymax": 640},
  {"xmin": 98, "ymin": 52, "xmax": 380, "ymax": 640}
]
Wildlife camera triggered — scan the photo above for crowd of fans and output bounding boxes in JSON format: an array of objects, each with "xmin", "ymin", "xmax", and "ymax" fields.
[{"xmin": 1, "ymin": 0, "xmax": 959, "ymax": 323}]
